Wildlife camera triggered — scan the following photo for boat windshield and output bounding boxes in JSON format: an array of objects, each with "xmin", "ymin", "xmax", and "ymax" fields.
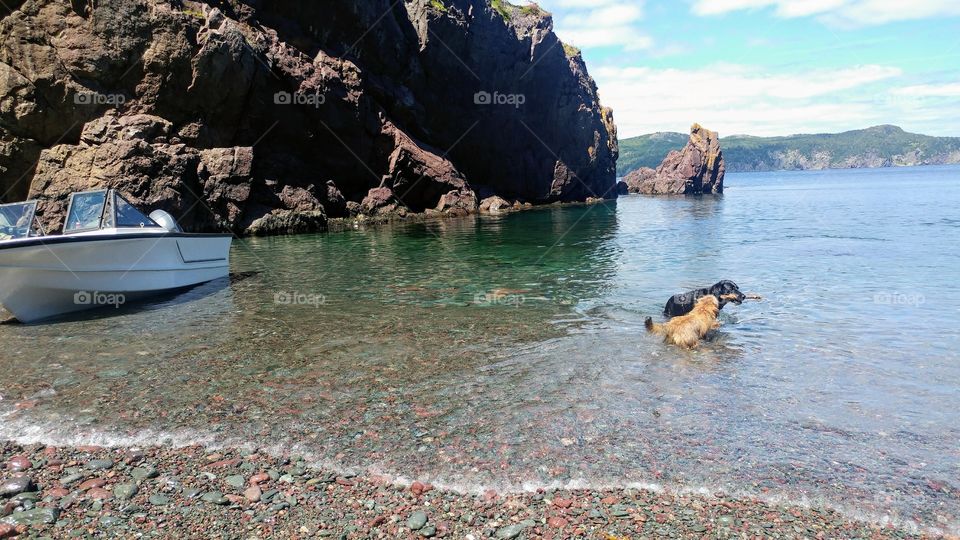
[
  {"xmin": 64, "ymin": 191, "xmax": 108, "ymax": 233},
  {"xmin": 0, "ymin": 200, "xmax": 38, "ymax": 241},
  {"xmin": 114, "ymin": 194, "xmax": 156, "ymax": 228},
  {"xmin": 64, "ymin": 190, "xmax": 161, "ymax": 234}
]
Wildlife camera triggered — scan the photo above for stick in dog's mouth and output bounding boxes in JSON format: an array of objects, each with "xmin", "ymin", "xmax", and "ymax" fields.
[{"xmin": 719, "ymin": 293, "xmax": 762, "ymax": 302}]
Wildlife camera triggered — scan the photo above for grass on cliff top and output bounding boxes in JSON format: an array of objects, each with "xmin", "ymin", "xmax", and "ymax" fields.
[
  {"xmin": 491, "ymin": 1, "xmax": 550, "ymax": 22},
  {"xmin": 430, "ymin": 0, "xmax": 448, "ymax": 12},
  {"xmin": 520, "ymin": 3, "xmax": 547, "ymax": 16},
  {"xmin": 562, "ymin": 42, "xmax": 581, "ymax": 57},
  {"xmin": 491, "ymin": 0, "xmax": 512, "ymax": 19}
]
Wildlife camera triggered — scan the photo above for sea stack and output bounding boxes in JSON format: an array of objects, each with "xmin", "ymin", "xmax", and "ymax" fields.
[{"xmin": 624, "ymin": 123, "xmax": 724, "ymax": 195}]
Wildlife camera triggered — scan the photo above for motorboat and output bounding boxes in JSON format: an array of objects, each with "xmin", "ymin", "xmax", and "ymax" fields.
[{"xmin": 0, "ymin": 189, "xmax": 232, "ymax": 323}]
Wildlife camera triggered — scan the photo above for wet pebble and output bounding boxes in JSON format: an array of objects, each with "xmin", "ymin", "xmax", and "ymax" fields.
[
  {"xmin": 148, "ymin": 494, "xmax": 170, "ymax": 506},
  {"xmin": 249, "ymin": 473, "xmax": 269, "ymax": 485},
  {"xmin": 85, "ymin": 459, "xmax": 114, "ymax": 471},
  {"xmin": 113, "ymin": 483, "xmax": 138, "ymax": 500},
  {"xmin": 59, "ymin": 473, "xmax": 85, "ymax": 486},
  {"xmin": 0, "ymin": 476, "xmax": 33, "ymax": 497},
  {"xmin": 12, "ymin": 492, "xmax": 38, "ymax": 504},
  {"xmin": 1, "ymin": 506, "xmax": 59, "ymax": 526},
  {"xmin": 244, "ymin": 486, "xmax": 261, "ymax": 502},
  {"xmin": 87, "ymin": 487, "xmax": 112, "ymax": 500},
  {"xmin": 225, "ymin": 475, "xmax": 245, "ymax": 488},
  {"xmin": 201, "ymin": 492, "xmax": 229, "ymax": 505},
  {"xmin": 5, "ymin": 457, "xmax": 30, "ymax": 473},
  {"xmin": 407, "ymin": 510, "xmax": 428, "ymax": 530},
  {"xmin": 131, "ymin": 466, "xmax": 158, "ymax": 482},
  {"xmin": 79, "ymin": 478, "xmax": 106, "ymax": 490},
  {"xmin": 100, "ymin": 515, "xmax": 124, "ymax": 526},
  {"xmin": 495, "ymin": 520, "xmax": 534, "ymax": 539}
]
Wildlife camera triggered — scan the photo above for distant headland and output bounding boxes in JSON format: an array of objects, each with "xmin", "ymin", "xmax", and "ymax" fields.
[{"xmin": 619, "ymin": 125, "xmax": 960, "ymax": 176}]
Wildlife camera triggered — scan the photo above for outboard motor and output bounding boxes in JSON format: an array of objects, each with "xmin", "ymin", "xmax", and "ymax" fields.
[{"xmin": 148, "ymin": 210, "xmax": 182, "ymax": 233}]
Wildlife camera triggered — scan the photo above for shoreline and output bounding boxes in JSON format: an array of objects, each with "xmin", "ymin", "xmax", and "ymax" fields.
[
  {"xmin": 321, "ymin": 197, "xmax": 612, "ymax": 235},
  {"xmin": 0, "ymin": 441, "xmax": 942, "ymax": 539}
]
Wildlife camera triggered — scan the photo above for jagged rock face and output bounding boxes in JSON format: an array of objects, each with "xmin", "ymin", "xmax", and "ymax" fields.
[
  {"xmin": 624, "ymin": 124, "xmax": 723, "ymax": 195},
  {"xmin": 622, "ymin": 167, "xmax": 654, "ymax": 194},
  {"xmin": 0, "ymin": 0, "xmax": 618, "ymax": 234}
]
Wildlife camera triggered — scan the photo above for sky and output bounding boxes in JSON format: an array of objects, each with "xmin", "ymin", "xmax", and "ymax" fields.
[{"xmin": 529, "ymin": 0, "xmax": 960, "ymax": 138}]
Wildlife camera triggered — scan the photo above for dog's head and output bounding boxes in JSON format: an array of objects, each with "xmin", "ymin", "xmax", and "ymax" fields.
[{"xmin": 709, "ymin": 280, "xmax": 745, "ymax": 308}]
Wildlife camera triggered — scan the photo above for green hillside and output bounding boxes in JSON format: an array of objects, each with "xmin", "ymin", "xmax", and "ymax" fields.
[{"xmin": 618, "ymin": 125, "xmax": 960, "ymax": 175}]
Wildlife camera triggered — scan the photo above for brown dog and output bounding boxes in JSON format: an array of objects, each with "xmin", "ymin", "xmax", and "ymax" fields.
[{"xmin": 645, "ymin": 295, "xmax": 720, "ymax": 349}]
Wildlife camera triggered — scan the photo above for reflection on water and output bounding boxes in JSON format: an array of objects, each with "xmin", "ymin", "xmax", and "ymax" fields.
[{"xmin": 2, "ymin": 167, "xmax": 960, "ymax": 534}]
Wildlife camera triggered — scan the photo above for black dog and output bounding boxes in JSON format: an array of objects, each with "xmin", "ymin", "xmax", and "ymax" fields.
[{"xmin": 663, "ymin": 280, "xmax": 745, "ymax": 317}]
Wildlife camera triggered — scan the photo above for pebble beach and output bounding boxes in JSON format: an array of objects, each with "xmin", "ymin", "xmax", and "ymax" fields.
[{"xmin": 0, "ymin": 442, "xmax": 945, "ymax": 539}]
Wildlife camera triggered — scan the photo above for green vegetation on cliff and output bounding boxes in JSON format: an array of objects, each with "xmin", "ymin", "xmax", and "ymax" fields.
[
  {"xmin": 490, "ymin": 0, "xmax": 511, "ymax": 18},
  {"xmin": 619, "ymin": 125, "xmax": 960, "ymax": 175}
]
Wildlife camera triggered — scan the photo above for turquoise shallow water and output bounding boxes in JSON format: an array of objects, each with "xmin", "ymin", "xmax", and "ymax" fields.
[{"xmin": 2, "ymin": 165, "xmax": 959, "ymax": 533}]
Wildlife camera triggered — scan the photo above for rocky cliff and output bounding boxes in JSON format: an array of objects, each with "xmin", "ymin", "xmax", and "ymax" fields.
[
  {"xmin": 622, "ymin": 123, "xmax": 723, "ymax": 195},
  {"xmin": 0, "ymin": 0, "xmax": 618, "ymax": 234}
]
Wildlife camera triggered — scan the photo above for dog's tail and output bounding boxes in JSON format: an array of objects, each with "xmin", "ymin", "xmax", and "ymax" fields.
[{"xmin": 645, "ymin": 316, "xmax": 664, "ymax": 334}]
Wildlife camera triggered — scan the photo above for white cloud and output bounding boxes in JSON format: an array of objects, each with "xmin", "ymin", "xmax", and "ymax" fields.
[
  {"xmin": 592, "ymin": 63, "xmax": 905, "ymax": 137},
  {"xmin": 692, "ymin": 0, "xmax": 844, "ymax": 17},
  {"xmin": 537, "ymin": 0, "xmax": 653, "ymax": 50},
  {"xmin": 556, "ymin": 26, "xmax": 653, "ymax": 50},
  {"xmin": 891, "ymin": 83, "xmax": 960, "ymax": 97},
  {"xmin": 691, "ymin": 0, "xmax": 960, "ymax": 27},
  {"xmin": 560, "ymin": 3, "xmax": 643, "ymax": 26},
  {"xmin": 551, "ymin": 0, "xmax": 628, "ymax": 7}
]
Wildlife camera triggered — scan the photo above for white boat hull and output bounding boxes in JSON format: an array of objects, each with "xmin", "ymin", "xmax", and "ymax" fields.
[{"xmin": 0, "ymin": 233, "xmax": 231, "ymax": 323}]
